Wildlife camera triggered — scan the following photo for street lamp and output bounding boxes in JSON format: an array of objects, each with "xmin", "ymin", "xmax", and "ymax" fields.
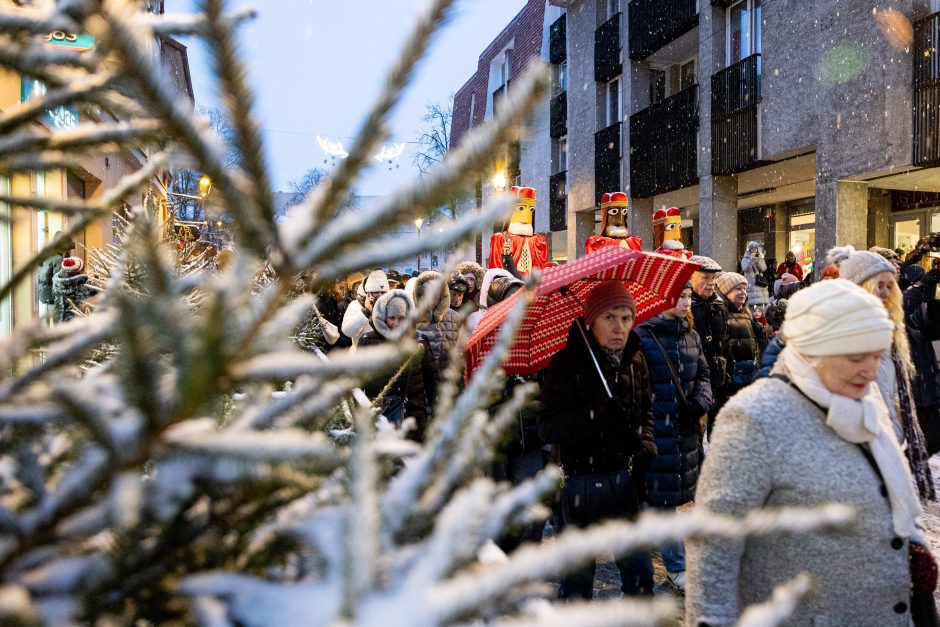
[
  {"xmin": 198, "ymin": 175, "xmax": 212, "ymax": 197},
  {"xmin": 415, "ymin": 217, "xmax": 424, "ymax": 270},
  {"xmin": 492, "ymin": 170, "xmax": 508, "ymax": 192}
]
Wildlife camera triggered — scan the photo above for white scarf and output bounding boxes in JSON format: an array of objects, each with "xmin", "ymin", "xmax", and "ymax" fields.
[{"xmin": 776, "ymin": 347, "xmax": 923, "ymax": 539}]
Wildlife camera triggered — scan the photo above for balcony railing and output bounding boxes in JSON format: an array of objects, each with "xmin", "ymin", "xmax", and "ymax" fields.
[
  {"xmin": 712, "ymin": 53, "xmax": 762, "ymax": 175},
  {"xmin": 550, "ymin": 14, "xmax": 567, "ymax": 64},
  {"xmin": 628, "ymin": 0, "xmax": 698, "ymax": 61},
  {"xmin": 629, "ymin": 84, "xmax": 699, "ymax": 198},
  {"xmin": 550, "ymin": 92, "xmax": 567, "ymax": 138},
  {"xmin": 914, "ymin": 11, "xmax": 940, "ymax": 166},
  {"xmin": 550, "ymin": 170, "xmax": 568, "ymax": 231},
  {"xmin": 595, "ymin": 122, "xmax": 622, "ymax": 205},
  {"xmin": 595, "ymin": 12, "xmax": 622, "ymax": 83}
]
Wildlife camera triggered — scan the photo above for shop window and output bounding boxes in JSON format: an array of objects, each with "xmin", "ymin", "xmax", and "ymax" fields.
[{"xmin": 788, "ymin": 211, "xmax": 815, "ymax": 276}]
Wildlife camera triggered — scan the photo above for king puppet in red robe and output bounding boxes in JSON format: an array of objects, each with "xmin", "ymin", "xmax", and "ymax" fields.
[
  {"xmin": 584, "ymin": 192, "xmax": 643, "ymax": 254},
  {"xmin": 488, "ymin": 186, "xmax": 548, "ymax": 274},
  {"xmin": 653, "ymin": 206, "xmax": 692, "ymax": 259}
]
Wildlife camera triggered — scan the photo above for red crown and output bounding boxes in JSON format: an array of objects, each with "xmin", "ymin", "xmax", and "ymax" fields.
[
  {"xmin": 652, "ymin": 208, "xmax": 668, "ymax": 222},
  {"xmin": 514, "ymin": 186, "xmax": 536, "ymax": 200},
  {"xmin": 600, "ymin": 192, "xmax": 611, "ymax": 205},
  {"xmin": 667, "ymin": 207, "xmax": 681, "ymax": 217},
  {"xmin": 601, "ymin": 191, "xmax": 627, "ymax": 208}
]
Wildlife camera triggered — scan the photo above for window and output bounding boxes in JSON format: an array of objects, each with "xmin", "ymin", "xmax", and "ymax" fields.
[
  {"xmin": 680, "ymin": 59, "xmax": 696, "ymax": 91},
  {"xmin": 499, "ymin": 50, "xmax": 513, "ymax": 90},
  {"xmin": 607, "ymin": 0, "xmax": 621, "ymax": 19},
  {"xmin": 649, "ymin": 68, "xmax": 666, "ymax": 104},
  {"xmin": 468, "ymin": 92, "xmax": 475, "ymax": 129},
  {"xmin": 552, "ymin": 136, "xmax": 568, "ymax": 174},
  {"xmin": 605, "ymin": 77, "xmax": 621, "ymax": 127},
  {"xmin": 727, "ymin": 0, "xmax": 762, "ymax": 65},
  {"xmin": 554, "ymin": 62, "xmax": 568, "ymax": 95}
]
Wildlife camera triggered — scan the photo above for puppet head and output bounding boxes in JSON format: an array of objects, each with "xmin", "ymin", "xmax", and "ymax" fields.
[
  {"xmin": 507, "ymin": 186, "xmax": 536, "ymax": 236},
  {"xmin": 653, "ymin": 207, "xmax": 683, "ymax": 250},
  {"xmin": 599, "ymin": 192, "xmax": 629, "ymax": 238}
]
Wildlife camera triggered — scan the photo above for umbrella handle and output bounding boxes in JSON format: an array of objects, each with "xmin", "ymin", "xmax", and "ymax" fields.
[{"xmin": 575, "ymin": 318, "xmax": 613, "ymax": 399}]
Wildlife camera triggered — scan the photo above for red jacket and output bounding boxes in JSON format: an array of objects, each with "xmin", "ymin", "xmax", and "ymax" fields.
[
  {"xmin": 584, "ymin": 234, "xmax": 643, "ymax": 254},
  {"xmin": 775, "ymin": 261, "xmax": 803, "ymax": 281},
  {"xmin": 489, "ymin": 232, "xmax": 548, "ymax": 274}
]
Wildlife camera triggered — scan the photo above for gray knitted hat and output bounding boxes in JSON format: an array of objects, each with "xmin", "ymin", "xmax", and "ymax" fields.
[
  {"xmin": 826, "ymin": 245, "xmax": 896, "ymax": 286},
  {"xmin": 689, "ymin": 255, "xmax": 722, "ymax": 273}
]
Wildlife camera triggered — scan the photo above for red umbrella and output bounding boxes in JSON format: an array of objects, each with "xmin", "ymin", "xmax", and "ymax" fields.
[{"xmin": 465, "ymin": 248, "xmax": 699, "ymax": 378}]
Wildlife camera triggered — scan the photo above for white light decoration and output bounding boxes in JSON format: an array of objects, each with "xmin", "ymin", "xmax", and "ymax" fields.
[
  {"xmin": 374, "ymin": 142, "xmax": 406, "ymax": 170},
  {"xmin": 317, "ymin": 135, "xmax": 348, "ymax": 165}
]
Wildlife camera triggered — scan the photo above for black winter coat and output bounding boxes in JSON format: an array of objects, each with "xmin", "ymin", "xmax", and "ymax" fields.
[
  {"xmin": 635, "ymin": 315, "xmax": 712, "ymax": 507},
  {"xmin": 691, "ymin": 291, "xmax": 731, "ymax": 394},
  {"xmin": 904, "ymin": 281, "xmax": 940, "ymax": 408},
  {"xmin": 358, "ymin": 328, "xmax": 433, "ymax": 440},
  {"xmin": 538, "ymin": 323, "xmax": 656, "ymax": 479}
]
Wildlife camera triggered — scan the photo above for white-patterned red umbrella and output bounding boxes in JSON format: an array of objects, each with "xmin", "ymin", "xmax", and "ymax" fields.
[{"xmin": 465, "ymin": 248, "xmax": 699, "ymax": 377}]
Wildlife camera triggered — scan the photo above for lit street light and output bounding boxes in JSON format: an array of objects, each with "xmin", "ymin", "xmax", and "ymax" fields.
[
  {"xmin": 415, "ymin": 217, "xmax": 424, "ymax": 270},
  {"xmin": 492, "ymin": 170, "xmax": 508, "ymax": 192}
]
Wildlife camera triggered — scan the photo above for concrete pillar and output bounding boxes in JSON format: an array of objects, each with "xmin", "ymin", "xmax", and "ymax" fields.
[
  {"xmin": 814, "ymin": 178, "xmax": 868, "ymax": 265},
  {"xmin": 867, "ymin": 189, "xmax": 891, "ymax": 249},
  {"xmin": 567, "ymin": 209, "xmax": 596, "ymax": 260},
  {"xmin": 629, "ymin": 196, "xmax": 654, "ymax": 250},
  {"xmin": 772, "ymin": 202, "xmax": 788, "ymax": 261},
  {"xmin": 698, "ymin": 175, "xmax": 738, "ymax": 272}
]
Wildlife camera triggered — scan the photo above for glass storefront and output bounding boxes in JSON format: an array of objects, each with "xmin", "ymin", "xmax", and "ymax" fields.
[
  {"xmin": 890, "ymin": 207, "xmax": 940, "ymax": 258},
  {"xmin": 788, "ymin": 201, "xmax": 816, "ymax": 276}
]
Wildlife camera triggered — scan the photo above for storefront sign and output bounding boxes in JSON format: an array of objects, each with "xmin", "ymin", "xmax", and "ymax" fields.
[{"xmin": 43, "ymin": 32, "xmax": 96, "ymax": 51}]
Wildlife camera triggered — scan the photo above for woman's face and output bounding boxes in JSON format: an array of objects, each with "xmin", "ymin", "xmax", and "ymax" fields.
[
  {"xmin": 664, "ymin": 288, "xmax": 692, "ymax": 319},
  {"xmin": 872, "ymin": 271, "xmax": 896, "ymax": 305},
  {"xmin": 590, "ymin": 306, "xmax": 635, "ymax": 350},
  {"xmin": 814, "ymin": 352, "xmax": 882, "ymax": 400},
  {"xmin": 463, "ymin": 273, "xmax": 477, "ymax": 292}
]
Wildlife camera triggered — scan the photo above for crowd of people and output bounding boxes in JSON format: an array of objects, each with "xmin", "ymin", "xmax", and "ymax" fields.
[{"xmin": 301, "ymin": 232, "xmax": 940, "ymax": 623}]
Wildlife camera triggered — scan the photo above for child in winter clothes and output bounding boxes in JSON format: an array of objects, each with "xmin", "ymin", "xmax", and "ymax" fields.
[{"xmin": 52, "ymin": 256, "xmax": 96, "ymax": 322}]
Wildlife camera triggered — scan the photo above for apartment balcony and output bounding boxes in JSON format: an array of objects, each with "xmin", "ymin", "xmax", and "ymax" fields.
[
  {"xmin": 550, "ymin": 14, "xmax": 566, "ymax": 64},
  {"xmin": 629, "ymin": 84, "xmax": 699, "ymax": 198},
  {"xmin": 628, "ymin": 0, "xmax": 698, "ymax": 61},
  {"xmin": 914, "ymin": 11, "xmax": 940, "ymax": 166},
  {"xmin": 595, "ymin": 12, "xmax": 622, "ymax": 83},
  {"xmin": 711, "ymin": 53, "xmax": 762, "ymax": 176},
  {"xmin": 595, "ymin": 122, "xmax": 622, "ymax": 205},
  {"xmin": 550, "ymin": 92, "xmax": 567, "ymax": 138},
  {"xmin": 550, "ymin": 170, "xmax": 568, "ymax": 231}
]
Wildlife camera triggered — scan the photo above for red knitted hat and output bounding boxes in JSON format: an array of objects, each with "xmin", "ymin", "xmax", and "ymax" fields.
[{"xmin": 584, "ymin": 282, "xmax": 635, "ymax": 327}]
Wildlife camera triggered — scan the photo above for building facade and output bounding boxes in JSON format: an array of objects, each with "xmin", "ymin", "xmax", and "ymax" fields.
[
  {"xmin": 453, "ymin": 0, "xmax": 940, "ymax": 274},
  {"xmin": 0, "ymin": 0, "xmax": 194, "ymax": 337}
]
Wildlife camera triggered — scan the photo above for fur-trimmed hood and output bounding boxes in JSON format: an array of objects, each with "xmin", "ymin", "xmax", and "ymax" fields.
[
  {"xmin": 478, "ymin": 268, "xmax": 514, "ymax": 308},
  {"xmin": 456, "ymin": 261, "xmax": 484, "ymax": 292},
  {"xmin": 409, "ymin": 271, "xmax": 450, "ymax": 323},
  {"xmin": 370, "ymin": 289, "xmax": 414, "ymax": 338}
]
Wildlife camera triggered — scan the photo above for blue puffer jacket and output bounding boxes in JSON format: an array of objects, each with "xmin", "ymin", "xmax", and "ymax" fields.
[
  {"xmin": 635, "ymin": 315, "xmax": 713, "ymax": 508},
  {"xmin": 758, "ymin": 335, "xmax": 785, "ymax": 379}
]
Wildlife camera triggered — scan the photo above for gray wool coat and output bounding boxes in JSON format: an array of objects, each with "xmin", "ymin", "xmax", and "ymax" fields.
[{"xmin": 686, "ymin": 377, "xmax": 914, "ymax": 627}]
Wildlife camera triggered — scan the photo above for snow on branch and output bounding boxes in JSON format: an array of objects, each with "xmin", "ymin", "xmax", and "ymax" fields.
[{"xmin": 735, "ymin": 574, "xmax": 812, "ymax": 627}]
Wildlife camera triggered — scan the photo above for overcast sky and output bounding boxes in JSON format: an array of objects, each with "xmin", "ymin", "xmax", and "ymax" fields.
[{"xmin": 166, "ymin": 0, "xmax": 527, "ymax": 196}]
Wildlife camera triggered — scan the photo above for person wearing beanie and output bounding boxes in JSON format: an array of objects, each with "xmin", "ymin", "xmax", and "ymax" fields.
[
  {"xmin": 51, "ymin": 255, "xmax": 96, "ymax": 323},
  {"xmin": 740, "ymin": 241, "xmax": 769, "ymax": 308},
  {"xmin": 829, "ymin": 246, "xmax": 935, "ymax": 501},
  {"xmin": 775, "ymin": 250, "xmax": 804, "ymax": 281},
  {"xmin": 716, "ymin": 271, "xmax": 765, "ymax": 406},
  {"xmin": 538, "ymin": 280, "xmax": 656, "ymax": 599},
  {"xmin": 358, "ymin": 290, "xmax": 433, "ymax": 440},
  {"xmin": 903, "ymin": 263, "xmax": 940, "ymax": 458},
  {"xmin": 630, "ymin": 281, "xmax": 713, "ymax": 593},
  {"xmin": 446, "ymin": 271, "xmax": 469, "ymax": 311},
  {"xmin": 687, "ymin": 279, "xmax": 934, "ymax": 627},
  {"xmin": 342, "ymin": 270, "xmax": 391, "ymax": 347},
  {"xmin": 688, "ymin": 257, "xmax": 733, "ymax": 435}
]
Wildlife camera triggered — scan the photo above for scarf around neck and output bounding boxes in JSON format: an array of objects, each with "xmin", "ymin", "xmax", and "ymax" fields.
[{"xmin": 775, "ymin": 347, "xmax": 923, "ymax": 539}]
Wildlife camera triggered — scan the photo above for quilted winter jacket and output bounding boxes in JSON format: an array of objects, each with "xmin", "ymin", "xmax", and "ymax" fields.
[
  {"xmin": 538, "ymin": 324, "xmax": 656, "ymax": 478},
  {"xmin": 722, "ymin": 296, "xmax": 765, "ymax": 391},
  {"xmin": 411, "ymin": 272, "xmax": 462, "ymax": 388},
  {"xmin": 636, "ymin": 315, "xmax": 713, "ymax": 507},
  {"xmin": 904, "ymin": 280, "xmax": 940, "ymax": 408},
  {"xmin": 691, "ymin": 291, "xmax": 732, "ymax": 395}
]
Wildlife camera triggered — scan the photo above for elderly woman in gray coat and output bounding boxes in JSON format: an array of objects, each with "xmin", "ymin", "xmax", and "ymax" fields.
[
  {"xmin": 686, "ymin": 279, "xmax": 936, "ymax": 627},
  {"xmin": 740, "ymin": 241, "xmax": 768, "ymax": 309}
]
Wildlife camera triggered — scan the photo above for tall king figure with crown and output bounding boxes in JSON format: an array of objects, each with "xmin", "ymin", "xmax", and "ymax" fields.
[
  {"xmin": 489, "ymin": 186, "xmax": 548, "ymax": 274},
  {"xmin": 584, "ymin": 192, "xmax": 643, "ymax": 254}
]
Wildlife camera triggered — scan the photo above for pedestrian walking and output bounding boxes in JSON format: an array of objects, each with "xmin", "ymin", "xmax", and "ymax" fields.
[
  {"xmin": 828, "ymin": 245, "xmax": 935, "ymax": 501},
  {"xmin": 686, "ymin": 279, "xmax": 938, "ymax": 627},
  {"xmin": 632, "ymin": 282, "xmax": 712, "ymax": 593},
  {"xmin": 740, "ymin": 241, "xmax": 768, "ymax": 309},
  {"xmin": 775, "ymin": 250, "xmax": 804, "ymax": 281},
  {"xmin": 689, "ymin": 256, "xmax": 732, "ymax": 436},
  {"xmin": 538, "ymin": 282, "xmax": 657, "ymax": 599},
  {"xmin": 903, "ymin": 264, "xmax": 940, "ymax": 457}
]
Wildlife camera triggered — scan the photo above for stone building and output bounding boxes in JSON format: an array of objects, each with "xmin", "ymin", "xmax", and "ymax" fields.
[{"xmin": 452, "ymin": 0, "xmax": 940, "ymax": 273}]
